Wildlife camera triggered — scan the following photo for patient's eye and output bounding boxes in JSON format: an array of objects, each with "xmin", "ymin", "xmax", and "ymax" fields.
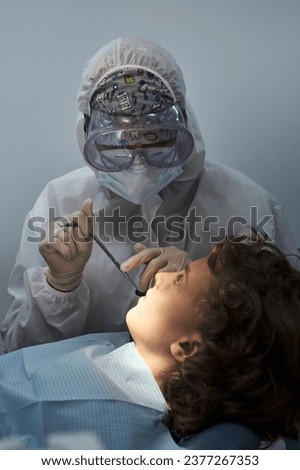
[{"xmin": 174, "ymin": 273, "xmax": 183, "ymax": 286}]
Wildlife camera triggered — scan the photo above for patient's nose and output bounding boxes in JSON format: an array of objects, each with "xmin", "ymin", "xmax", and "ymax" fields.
[
  {"xmin": 152, "ymin": 270, "xmax": 171, "ymax": 288},
  {"xmin": 152, "ymin": 272, "xmax": 163, "ymax": 287}
]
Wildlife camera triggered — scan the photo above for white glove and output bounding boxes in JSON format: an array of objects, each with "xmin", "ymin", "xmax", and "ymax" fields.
[
  {"xmin": 39, "ymin": 199, "xmax": 94, "ymax": 292},
  {"xmin": 121, "ymin": 243, "xmax": 191, "ymax": 292}
]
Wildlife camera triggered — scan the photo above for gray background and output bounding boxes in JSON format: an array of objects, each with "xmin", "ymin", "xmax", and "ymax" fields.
[{"xmin": 0, "ymin": 0, "xmax": 299, "ymax": 352}]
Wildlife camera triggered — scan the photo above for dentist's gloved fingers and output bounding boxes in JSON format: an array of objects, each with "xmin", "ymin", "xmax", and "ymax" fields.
[
  {"xmin": 48, "ymin": 223, "xmax": 87, "ymax": 258},
  {"xmin": 120, "ymin": 245, "xmax": 163, "ymax": 272},
  {"xmin": 39, "ymin": 232, "xmax": 76, "ymax": 260},
  {"xmin": 38, "ymin": 198, "xmax": 94, "ymax": 292},
  {"xmin": 66, "ymin": 198, "xmax": 94, "ymax": 239},
  {"xmin": 137, "ymin": 247, "xmax": 191, "ymax": 291},
  {"xmin": 157, "ymin": 247, "xmax": 191, "ymax": 273},
  {"xmin": 121, "ymin": 245, "xmax": 192, "ymax": 291},
  {"xmin": 55, "ymin": 223, "xmax": 80, "ymax": 256},
  {"xmin": 54, "ymin": 197, "xmax": 94, "ymax": 256},
  {"xmin": 133, "ymin": 243, "xmax": 148, "ymax": 254},
  {"xmin": 154, "ymin": 258, "xmax": 192, "ymax": 273}
]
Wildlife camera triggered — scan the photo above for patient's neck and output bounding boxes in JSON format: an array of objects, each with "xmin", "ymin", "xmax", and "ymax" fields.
[{"xmin": 135, "ymin": 344, "xmax": 177, "ymax": 389}]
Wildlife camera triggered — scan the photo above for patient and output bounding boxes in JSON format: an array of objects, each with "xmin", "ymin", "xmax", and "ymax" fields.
[{"xmin": 0, "ymin": 236, "xmax": 299, "ymax": 449}]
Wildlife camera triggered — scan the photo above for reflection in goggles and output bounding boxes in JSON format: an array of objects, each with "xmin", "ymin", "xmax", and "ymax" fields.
[{"xmin": 84, "ymin": 104, "xmax": 194, "ymax": 172}]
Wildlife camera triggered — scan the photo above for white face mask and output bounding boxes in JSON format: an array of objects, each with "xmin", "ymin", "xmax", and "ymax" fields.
[{"xmin": 98, "ymin": 161, "xmax": 183, "ymax": 205}]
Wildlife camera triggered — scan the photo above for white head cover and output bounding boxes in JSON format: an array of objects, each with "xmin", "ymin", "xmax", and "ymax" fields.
[{"xmin": 76, "ymin": 37, "xmax": 205, "ymax": 182}]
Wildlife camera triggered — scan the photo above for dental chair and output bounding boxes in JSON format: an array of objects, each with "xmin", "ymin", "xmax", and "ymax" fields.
[{"xmin": 176, "ymin": 423, "xmax": 261, "ymax": 450}]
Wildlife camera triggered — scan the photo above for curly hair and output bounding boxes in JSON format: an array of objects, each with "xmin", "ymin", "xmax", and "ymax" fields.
[{"xmin": 162, "ymin": 236, "xmax": 300, "ymax": 444}]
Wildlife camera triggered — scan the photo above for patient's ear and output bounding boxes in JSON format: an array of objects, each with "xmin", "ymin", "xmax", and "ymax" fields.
[{"xmin": 170, "ymin": 335, "xmax": 201, "ymax": 363}]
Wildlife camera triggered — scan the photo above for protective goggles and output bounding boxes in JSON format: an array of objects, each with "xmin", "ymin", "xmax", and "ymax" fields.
[{"xmin": 83, "ymin": 104, "xmax": 194, "ymax": 172}]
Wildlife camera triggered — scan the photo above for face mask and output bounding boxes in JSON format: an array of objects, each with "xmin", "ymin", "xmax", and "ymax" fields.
[{"xmin": 98, "ymin": 161, "xmax": 183, "ymax": 205}]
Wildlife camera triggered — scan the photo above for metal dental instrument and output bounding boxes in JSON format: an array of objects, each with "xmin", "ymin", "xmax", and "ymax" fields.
[
  {"xmin": 62, "ymin": 221, "xmax": 145, "ymax": 296},
  {"xmin": 91, "ymin": 230, "xmax": 145, "ymax": 296}
]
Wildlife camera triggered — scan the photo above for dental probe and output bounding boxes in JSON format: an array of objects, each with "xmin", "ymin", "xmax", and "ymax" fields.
[
  {"xmin": 62, "ymin": 222, "xmax": 145, "ymax": 296},
  {"xmin": 91, "ymin": 230, "xmax": 145, "ymax": 296}
]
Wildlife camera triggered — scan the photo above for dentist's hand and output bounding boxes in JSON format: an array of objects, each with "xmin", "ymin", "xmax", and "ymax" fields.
[
  {"xmin": 39, "ymin": 198, "xmax": 94, "ymax": 292},
  {"xmin": 121, "ymin": 243, "xmax": 191, "ymax": 292}
]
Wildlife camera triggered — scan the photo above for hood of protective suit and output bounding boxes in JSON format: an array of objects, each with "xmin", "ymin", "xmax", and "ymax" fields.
[{"xmin": 76, "ymin": 37, "xmax": 205, "ymax": 183}]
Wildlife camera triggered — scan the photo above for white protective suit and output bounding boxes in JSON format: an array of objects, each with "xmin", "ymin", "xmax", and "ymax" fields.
[{"xmin": 1, "ymin": 37, "xmax": 299, "ymax": 352}]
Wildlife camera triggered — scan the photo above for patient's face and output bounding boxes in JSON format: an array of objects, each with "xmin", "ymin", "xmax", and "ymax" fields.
[{"xmin": 126, "ymin": 257, "xmax": 213, "ymax": 354}]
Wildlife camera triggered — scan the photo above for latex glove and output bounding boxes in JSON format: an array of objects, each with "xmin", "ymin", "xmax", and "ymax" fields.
[
  {"xmin": 39, "ymin": 198, "xmax": 94, "ymax": 292},
  {"xmin": 121, "ymin": 243, "xmax": 191, "ymax": 292}
]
